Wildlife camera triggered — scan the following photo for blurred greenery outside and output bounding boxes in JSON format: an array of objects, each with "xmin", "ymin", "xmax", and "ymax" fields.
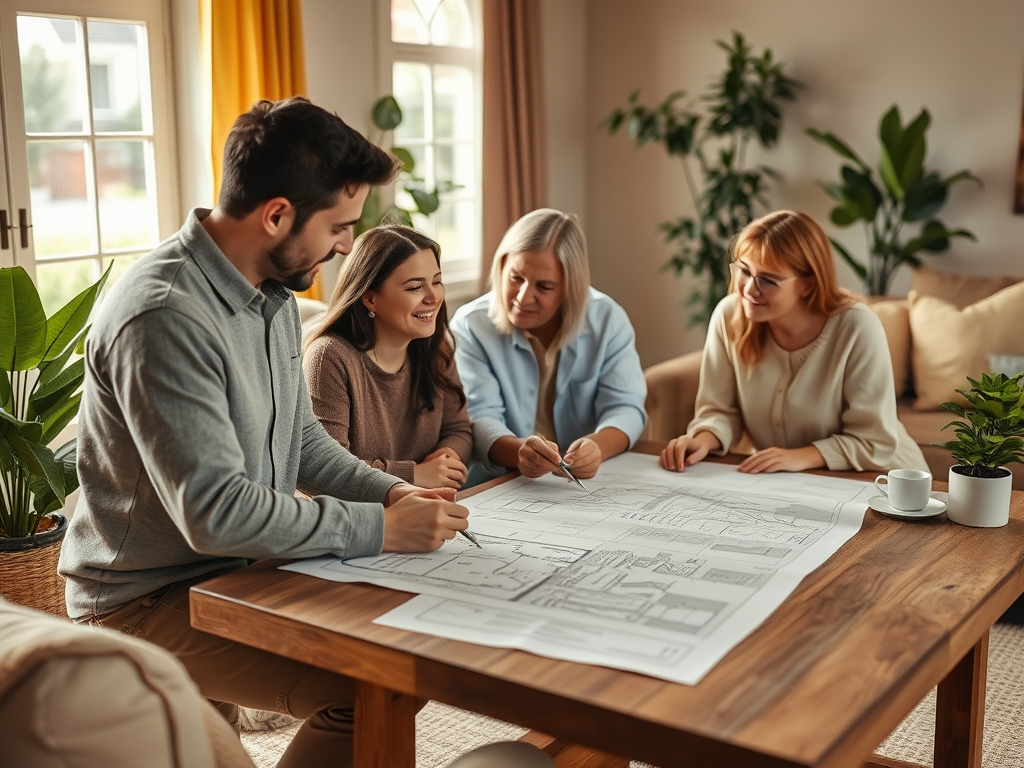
[{"xmin": 20, "ymin": 32, "xmax": 153, "ymax": 316}]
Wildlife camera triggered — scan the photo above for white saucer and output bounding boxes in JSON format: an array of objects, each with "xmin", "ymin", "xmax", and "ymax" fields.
[{"xmin": 868, "ymin": 495, "xmax": 946, "ymax": 520}]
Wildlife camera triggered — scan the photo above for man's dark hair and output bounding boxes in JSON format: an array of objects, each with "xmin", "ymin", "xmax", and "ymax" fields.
[{"xmin": 218, "ymin": 96, "xmax": 400, "ymax": 231}]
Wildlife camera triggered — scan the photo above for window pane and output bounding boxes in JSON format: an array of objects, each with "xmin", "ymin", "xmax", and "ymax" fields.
[
  {"xmin": 434, "ymin": 65, "xmax": 473, "ymax": 141},
  {"xmin": 435, "ymin": 143, "xmax": 474, "ymax": 190},
  {"xmin": 18, "ymin": 15, "xmax": 87, "ymax": 134},
  {"xmin": 88, "ymin": 21, "xmax": 150, "ymax": 133},
  {"xmin": 434, "ymin": 199, "xmax": 477, "ymax": 265},
  {"xmin": 431, "ymin": 0, "xmax": 472, "ymax": 47},
  {"xmin": 29, "ymin": 140, "xmax": 97, "ymax": 257},
  {"xmin": 391, "ymin": 0, "xmax": 429, "ymax": 44},
  {"xmin": 394, "ymin": 63, "xmax": 429, "ymax": 141},
  {"xmin": 97, "ymin": 140, "xmax": 158, "ymax": 251},
  {"xmin": 103, "ymin": 252, "xmax": 143, "ymax": 285},
  {"xmin": 35, "ymin": 259, "xmax": 98, "ymax": 316}
]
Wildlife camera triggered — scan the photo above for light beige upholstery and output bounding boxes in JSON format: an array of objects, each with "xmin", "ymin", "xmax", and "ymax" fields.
[
  {"xmin": 641, "ymin": 350, "xmax": 702, "ymax": 443},
  {"xmin": 0, "ymin": 598, "xmax": 254, "ymax": 768},
  {"xmin": 642, "ymin": 306, "xmax": 1024, "ymax": 491}
]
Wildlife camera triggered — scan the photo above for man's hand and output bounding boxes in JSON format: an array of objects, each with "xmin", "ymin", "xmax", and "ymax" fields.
[
  {"xmin": 737, "ymin": 446, "xmax": 825, "ymax": 474},
  {"xmin": 518, "ymin": 435, "xmax": 563, "ymax": 478},
  {"xmin": 562, "ymin": 437, "xmax": 601, "ymax": 479},
  {"xmin": 385, "ymin": 482, "xmax": 456, "ymax": 505},
  {"xmin": 414, "ymin": 448, "xmax": 468, "ymax": 489},
  {"xmin": 382, "ymin": 492, "xmax": 470, "ymax": 552}
]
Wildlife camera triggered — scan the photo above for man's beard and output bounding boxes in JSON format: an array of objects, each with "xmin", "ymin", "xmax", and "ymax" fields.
[{"xmin": 267, "ymin": 235, "xmax": 328, "ymax": 292}]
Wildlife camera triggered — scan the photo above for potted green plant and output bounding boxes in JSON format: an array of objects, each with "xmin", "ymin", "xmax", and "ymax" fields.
[
  {"xmin": 935, "ymin": 372, "xmax": 1024, "ymax": 528},
  {"xmin": 601, "ymin": 31, "xmax": 802, "ymax": 325},
  {"xmin": 0, "ymin": 264, "xmax": 109, "ymax": 614},
  {"xmin": 358, "ymin": 94, "xmax": 459, "ymax": 235},
  {"xmin": 806, "ymin": 105, "xmax": 981, "ymax": 296}
]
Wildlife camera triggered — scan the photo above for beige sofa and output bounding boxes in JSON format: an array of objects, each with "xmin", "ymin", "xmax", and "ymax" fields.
[{"xmin": 643, "ymin": 266, "xmax": 1024, "ymax": 490}]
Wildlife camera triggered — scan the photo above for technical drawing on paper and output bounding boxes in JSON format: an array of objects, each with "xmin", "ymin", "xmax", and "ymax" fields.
[
  {"xmin": 518, "ymin": 547, "xmax": 753, "ymax": 638},
  {"xmin": 329, "ymin": 537, "xmax": 589, "ymax": 600},
  {"xmin": 282, "ymin": 453, "xmax": 876, "ymax": 685},
  {"xmin": 402, "ymin": 597, "xmax": 697, "ymax": 667},
  {"xmin": 472, "ymin": 469, "xmax": 850, "ymax": 569}
]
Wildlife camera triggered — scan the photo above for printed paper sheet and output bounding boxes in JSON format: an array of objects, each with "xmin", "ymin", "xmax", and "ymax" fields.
[{"xmin": 282, "ymin": 453, "xmax": 876, "ymax": 684}]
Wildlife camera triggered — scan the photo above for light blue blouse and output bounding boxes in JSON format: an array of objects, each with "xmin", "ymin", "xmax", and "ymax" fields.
[{"xmin": 450, "ymin": 287, "xmax": 647, "ymax": 480}]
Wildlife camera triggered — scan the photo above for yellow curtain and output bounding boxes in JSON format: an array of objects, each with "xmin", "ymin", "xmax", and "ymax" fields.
[
  {"xmin": 481, "ymin": 0, "xmax": 548, "ymax": 288},
  {"xmin": 200, "ymin": 0, "xmax": 321, "ymax": 299}
]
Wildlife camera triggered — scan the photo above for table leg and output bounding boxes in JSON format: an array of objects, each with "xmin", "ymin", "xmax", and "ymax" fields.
[
  {"xmin": 933, "ymin": 632, "xmax": 988, "ymax": 768},
  {"xmin": 354, "ymin": 680, "xmax": 417, "ymax": 768}
]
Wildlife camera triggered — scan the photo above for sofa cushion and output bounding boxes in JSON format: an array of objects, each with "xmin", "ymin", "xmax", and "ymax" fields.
[
  {"xmin": 910, "ymin": 264, "xmax": 1019, "ymax": 309},
  {"xmin": 0, "ymin": 598, "xmax": 254, "ymax": 768},
  {"xmin": 908, "ymin": 281, "xmax": 1024, "ymax": 410},
  {"xmin": 865, "ymin": 299, "xmax": 911, "ymax": 398}
]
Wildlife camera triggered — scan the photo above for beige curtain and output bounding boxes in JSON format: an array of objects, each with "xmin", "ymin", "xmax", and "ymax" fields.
[{"xmin": 481, "ymin": 0, "xmax": 549, "ymax": 287}]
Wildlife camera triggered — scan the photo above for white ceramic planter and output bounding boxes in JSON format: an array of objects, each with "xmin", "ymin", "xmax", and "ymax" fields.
[{"xmin": 947, "ymin": 466, "xmax": 1012, "ymax": 528}]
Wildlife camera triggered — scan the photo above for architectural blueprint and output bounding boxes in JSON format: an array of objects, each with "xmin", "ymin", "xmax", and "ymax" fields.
[{"xmin": 282, "ymin": 453, "xmax": 878, "ymax": 684}]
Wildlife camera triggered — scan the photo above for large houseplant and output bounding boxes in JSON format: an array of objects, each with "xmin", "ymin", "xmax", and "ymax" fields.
[
  {"xmin": 806, "ymin": 106, "xmax": 981, "ymax": 296},
  {"xmin": 358, "ymin": 94, "xmax": 458, "ymax": 235},
  {"xmin": 1, "ymin": 264, "xmax": 109, "ymax": 613},
  {"xmin": 935, "ymin": 372, "xmax": 1024, "ymax": 527},
  {"xmin": 601, "ymin": 32, "xmax": 802, "ymax": 325}
]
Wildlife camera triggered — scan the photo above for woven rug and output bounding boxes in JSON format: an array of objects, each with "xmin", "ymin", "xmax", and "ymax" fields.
[{"xmin": 240, "ymin": 622, "xmax": 1024, "ymax": 768}]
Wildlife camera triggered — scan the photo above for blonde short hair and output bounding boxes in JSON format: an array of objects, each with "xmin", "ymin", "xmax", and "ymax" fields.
[{"xmin": 488, "ymin": 208, "xmax": 590, "ymax": 349}]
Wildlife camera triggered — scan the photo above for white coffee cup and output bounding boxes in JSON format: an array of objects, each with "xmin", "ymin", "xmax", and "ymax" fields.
[{"xmin": 874, "ymin": 468, "xmax": 933, "ymax": 511}]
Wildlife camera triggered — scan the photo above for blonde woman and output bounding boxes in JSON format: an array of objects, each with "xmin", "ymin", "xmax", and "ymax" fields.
[
  {"xmin": 451, "ymin": 208, "xmax": 647, "ymax": 484},
  {"xmin": 304, "ymin": 225, "xmax": 472, "ymax": 489},
  {"xmin": 661, "ymin": 210, "xmax": 927, "ymax": 474}
]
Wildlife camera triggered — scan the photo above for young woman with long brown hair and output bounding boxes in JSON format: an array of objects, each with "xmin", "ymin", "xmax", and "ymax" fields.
[
  {"xmin": 304, "ymin": 225, "xmax": 472, "ymax": 489},
  {"xmin": 660, "ymin": 210, "xmax": 927, "ymax": 474}
]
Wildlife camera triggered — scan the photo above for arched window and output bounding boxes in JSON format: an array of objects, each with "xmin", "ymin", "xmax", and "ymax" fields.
[{"xmin": 378, "ymin": 0, "xmax": 482, "ymax": 296}]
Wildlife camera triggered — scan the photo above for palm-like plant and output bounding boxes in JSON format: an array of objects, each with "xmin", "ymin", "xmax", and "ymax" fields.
[
  {"xmin": 601, "ymin": 32, "xmax": 802, "ymax": 325},
  {"xmin": 935, "ymin": 372, "xmax": 1024, "ymax": 479},
  {"xmin": 807, "ymin": 106, "xmax": 981, "ymax": 295},
  {"xmin": 0, "ymin": 265, "xmax": 109, "ymax": 537},
  {"xmin": 357, "ymin": 95, "xmax": 459, "ymax": 235}
]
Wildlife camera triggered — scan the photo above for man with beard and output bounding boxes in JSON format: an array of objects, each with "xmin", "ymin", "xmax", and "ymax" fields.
[{"xmin": 59, "ymin": 97, "xmax": 471, "ymax": 768}]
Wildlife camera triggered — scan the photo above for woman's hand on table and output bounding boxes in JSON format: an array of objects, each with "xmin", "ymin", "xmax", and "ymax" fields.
[
  {"xmin": 737, "ymin": 445, "xmax": 825, "ymax": 474},
  {"xmin": 414, "ymin": 448, "xmax": 468, "ymax": 490},
  {"xmin": 660, "ymin": 433, "xmax": 716, "ymax": 471}
]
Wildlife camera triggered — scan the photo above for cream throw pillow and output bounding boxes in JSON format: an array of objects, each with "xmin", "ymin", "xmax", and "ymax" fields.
[
  {"xmin": 910, "ymin": 264, "xmax": 1019, "ymax": 309},
  {"xmin": 865, "ymin": 299, "xmax": 911, "ymax": 398},
  {"xmin": 909, "ymin": 282, "xmax": 1024, "ymax": 410}
]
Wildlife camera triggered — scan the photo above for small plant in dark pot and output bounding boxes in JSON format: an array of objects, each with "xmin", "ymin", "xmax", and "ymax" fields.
[{"xmin": 935, "ymin": 372, "xmax": 1024, "ymax": 527}]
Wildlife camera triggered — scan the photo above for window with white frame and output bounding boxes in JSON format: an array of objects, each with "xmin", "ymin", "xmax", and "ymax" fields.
[
  {"xmin": 0, "ymin": 0, "xmax": 178, "ymax": 314},
  {"xmin": 380, "ymin": 0, "xmax": 482, "ymax": 295}
]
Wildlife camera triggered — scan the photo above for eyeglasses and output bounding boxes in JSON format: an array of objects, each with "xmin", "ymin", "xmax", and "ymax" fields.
[{"xmin": 729, "ymin": 261, "xmax": 804, "ymax": 295}]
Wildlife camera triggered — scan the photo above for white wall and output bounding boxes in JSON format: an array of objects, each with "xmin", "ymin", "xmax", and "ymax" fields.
[
  {"xmin": 173, "ymin": 0, "xmax": 1024, "ymax": 369},
  {"xmin": 584, "ymin": 0, "xmax": 1024, "ymax": 367},
  {"xmin": 541, "ymin": 0, "xmax": 588, "ymax": 219}
]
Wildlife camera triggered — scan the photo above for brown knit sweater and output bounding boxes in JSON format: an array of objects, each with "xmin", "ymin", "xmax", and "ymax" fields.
[{"xmin": 303, "ymin": 334, "xmax": 473, "ymax": 483}]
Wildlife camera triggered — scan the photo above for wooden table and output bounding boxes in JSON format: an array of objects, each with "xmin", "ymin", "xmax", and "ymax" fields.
[{"xmin": 191, "ymin": 443, "xmax": 1024, "ymax": 768}]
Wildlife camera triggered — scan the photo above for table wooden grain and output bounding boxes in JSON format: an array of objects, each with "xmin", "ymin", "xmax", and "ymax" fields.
[{"xmin": 191, "ymin": 443, "xmax": 1024, "ymax": 768}]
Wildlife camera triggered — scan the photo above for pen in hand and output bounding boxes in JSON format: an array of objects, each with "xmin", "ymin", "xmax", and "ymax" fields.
[
  {"xmin": 458, "ymin": 529, "xmax": 482, "ymax": 548},
  {"xmin": 557, "ymin": 459, "xmax": 589, "ymax": 493}
]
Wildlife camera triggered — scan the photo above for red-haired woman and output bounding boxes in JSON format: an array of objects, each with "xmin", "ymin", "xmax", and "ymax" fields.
[{"xmin": 660, "ymin": 210, "xmax": 927, "ymax": 475}]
